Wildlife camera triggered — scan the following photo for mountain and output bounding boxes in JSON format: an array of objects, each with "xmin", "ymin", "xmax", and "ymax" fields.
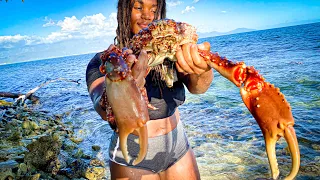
[
  {"xmin": 262, "ymin": 19, "xmax": 320, "ymax": 30},
  {"xmin": 198, "ymin": 28, "xmax": 256, "ymax": 38},
  {"xmin": 197, "ymin": 19, "xmax": 320, "ymax": 39}
]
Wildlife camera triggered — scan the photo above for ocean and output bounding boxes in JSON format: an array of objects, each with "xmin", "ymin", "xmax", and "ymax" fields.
[{"xmin": 1, "ymin": 22, "xmax": 319, "ymax": 179}]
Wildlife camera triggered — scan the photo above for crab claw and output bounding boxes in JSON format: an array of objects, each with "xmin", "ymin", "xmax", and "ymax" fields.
[
  {"xmin": 118, "ymin": 125, "xmax": 148, "ymax": 165},
  {"xmin": 240, "ymin": 70, "xmax": 300, "ymax": 180},
  {"xmin": 101, "ymin": 46, "xmax": 150, "ymax": 165},
  {"xmin": 105, "ymin": 76, "xmax": 149, "ymax": 165}
]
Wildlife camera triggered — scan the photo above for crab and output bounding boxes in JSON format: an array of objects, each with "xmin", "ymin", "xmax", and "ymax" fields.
[{"xmin": 99, "ymin": 19, "xmax": 300, "ymax": 179}]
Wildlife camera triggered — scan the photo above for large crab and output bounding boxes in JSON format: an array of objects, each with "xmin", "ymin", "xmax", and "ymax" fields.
[{"xmin": 99, "ymin": 19, "xmax": 300, "ymax": 179}]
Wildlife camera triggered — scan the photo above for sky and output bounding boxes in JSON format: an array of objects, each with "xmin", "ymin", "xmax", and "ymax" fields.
[{"xmin": 0, "ymin": 0, "xmax": 319, "ymax": 64}]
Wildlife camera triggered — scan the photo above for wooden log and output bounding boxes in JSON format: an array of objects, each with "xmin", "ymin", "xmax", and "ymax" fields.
[
  {"xmin": 0, "ymin": 92, "xmax": 39, "ymax": 103},
  {"xmin": 0, "ymin": 78, "xmax": 81, "ymax": 106}
]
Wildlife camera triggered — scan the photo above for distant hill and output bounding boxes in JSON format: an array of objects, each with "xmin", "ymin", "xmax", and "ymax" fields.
[
  {"xmin": 197, "ymin": 19, "xmax": 320, "ymax": 39},
  {"xmin": 198, "ymin": 28, "xmax": 256, "ymax": 38},
  {"xmin": 262, "ymin": 19, "xmax": 320, "ymax": 30}
]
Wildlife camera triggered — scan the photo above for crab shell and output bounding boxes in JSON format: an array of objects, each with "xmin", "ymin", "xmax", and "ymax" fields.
[{"xmin": 130, "ymin": 19, "xmax": 198, "ymax": 67}]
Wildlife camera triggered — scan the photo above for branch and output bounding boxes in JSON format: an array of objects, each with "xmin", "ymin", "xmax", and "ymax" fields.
[
  {"xmin": 0, "ymin": 92, "xmax": 39, "ymax": 103},
  {"xmin": 13, "ymin": 78, "xmax": 81, "ymax": 106}
]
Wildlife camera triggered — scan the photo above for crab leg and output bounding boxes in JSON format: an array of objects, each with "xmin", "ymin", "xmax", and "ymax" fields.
[{"xmin": 199, "ymin": 50, "xmax": 300, "ymax": 180}]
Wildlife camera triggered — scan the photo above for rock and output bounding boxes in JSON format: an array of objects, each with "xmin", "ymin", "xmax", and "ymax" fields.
[
  {"xmin": 11, "ymin": 154, "xmax": 25, "ymax": 162},
  {"xmin": 72, "ymin": 148, "xmax": 84, "ymax": 159},
  {"xmin": 5, "ymin": 120, "xmax": 19, "ymax": 131},
  {"xmin": 7, "ymin": 146, "xmax": 28, "ymax": 155},
  {"xmin": 30, "ymin": 121, "xmax": 39, "ymax": 130},
  {"xmin": 84, "ymin": 166, "xmax": 106, "ymax": 180},
  {"xmin": 69, "ymin": 137, "xmax": 83, "ymax": 144},
  {"xmin": 58, "ymin": 167, "xmax": 73, "ymax": 178},
  {"xmin": 0, "ymin": 100, "xmax": 13, "ymax": 106},
  {"xmin": 46, "ymin": 159, "xmax": 61, "ymax": 175},
  {"xmin": 92, "ymin": 145, "xmax": 101, "ymax": 151},
  {"xmin": 0, "ymin": 168, "xmax": 15, "ymax": 180},
  {"xmin": 68, "ymin": 159, "xmax": 88, "ymax": 178},
  {"xmin": 22, "ymin": 121, "xmax": 40, "ymax": 136},
  {"xmin": 57, "ymin": 150, "xmax": 69, "ymax": 170},
  {"xmin": 89, "ymin": 158, "xmax": 105, "ymax": 167},
  {"xmin": 39, "ymin": 119, "xmax": 49, "ymax": 126},
  {"xmin": 1, "ymin": 106, "xmax": 108, "ymax": 179},
  {"xmin": 7, "ymin": 130, "xmax": 22, "ymax": 141},
  {"xmin": 55, "ymin": 174, "xmax": 71, "ymax": 180},
  {"xmin": 0, "ymin": 150, "xmax": 8, "ymax": 161},
  {"xmin": 0, "ymin": 159, "xmax": 19, "ymax": 169},
  {"xmin": 0, "ymin": 160, "xmax": 18, "ymax": 180},
  {"xmin": 24, "ymin": 135, "xmax": 62, "ymax": 173},
  {"xmin": 62, "ymin": 138, "xmax": 78, "ymax": 152},
  {"xmin": 22, "ymin": 120, "xmax": 31, "ymax": 129},
  {"xmin": 81, "ymin": 153, "xmax": 92, "ymax": 160},
  {"xmin": 24, "ymin": 173, "xmax": 41, "ymax": 180},
  {"xmin": 17, "ymin": 162, "xmax": 28, "ymax": 176},
  {"xmin": 312, "ymin": 143, "xmax": 320, "ymax": 151}
]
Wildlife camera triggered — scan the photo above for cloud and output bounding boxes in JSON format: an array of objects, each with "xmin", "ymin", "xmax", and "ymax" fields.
[
  {"xmin": 43, "ymin": 16, "xmax": 56, "ymax": 27},
  {"xmin": 0, "ymin": 34, "xmax": 28, "ymax": 43},
  {"xmin": 0, "ymin": 34, "xmax": 35, "ymax": 48},
  {"xmin": 0, "ymin": 13, "xmax": 117, "ymax": 49},
  {"xmin": 221, "ymin": 10, "xmax": 227, "ymax": 13},
  {"xmin": 43, "ymin": 32, "xmax": 73, "ymax": 43},
  {"xmin": 167, "ymin": 0, "xmax": 183, "ymax": 7},
  {"xmin": 181, "ymin": 6, "xmax": 195, "ymax": 14},
  {"xmin": 57, "ymin": 16, "xmax": 81, "ymax": 31},
  {"xmin": 193, "ymin": 0, "xmax": 200, "ymax": 3}
]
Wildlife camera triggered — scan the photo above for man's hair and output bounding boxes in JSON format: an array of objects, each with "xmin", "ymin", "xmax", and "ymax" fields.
[{"xmin": 115, "ymin": 0, "xmax": 166, "ymax": 48}]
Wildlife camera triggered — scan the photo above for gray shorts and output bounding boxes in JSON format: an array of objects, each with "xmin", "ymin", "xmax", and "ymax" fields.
[{"xmin": 108, "ymin": 120, "xmax": 190, "ymax": 173}]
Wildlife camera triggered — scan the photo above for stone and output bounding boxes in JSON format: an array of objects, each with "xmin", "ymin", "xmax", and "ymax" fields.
[
  {"xmin": 92, "ymin": 145, "xmax": 101, "ymax": 151},
  {"xmin": 0, "ymin": 168, "xmax": 15, "ymax": 180},
  {"xmin": 18, "ymin": 162, "xmax": 28, "ymax": 174},
  {"xmin": 69, "ymin": 137, "xmax": 83, "ymax": 144},
  {"xmin": 84, "ymin": 166, "xmax": 106, "ymax": 180},
  {"xmin": 62, "ymin": 138, "xmax": 77, "ymax": 151},
  {"xmin": 0, "ymin": 159, "xmax": 19, "ymax": 169},
  {"xmin": 24, "ymin": 135, "xmax": 62, "ymax": 171}
]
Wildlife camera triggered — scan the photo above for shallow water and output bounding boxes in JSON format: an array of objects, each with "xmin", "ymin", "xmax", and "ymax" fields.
[{"xmin": 1, "ymin": 22, "xmax": 319, "ymax": 179}]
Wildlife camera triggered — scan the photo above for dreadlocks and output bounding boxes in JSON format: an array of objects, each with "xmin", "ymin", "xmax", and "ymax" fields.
[{"xmin": 115, "ymin": 0, "xmax": 166, "ymax": 49}]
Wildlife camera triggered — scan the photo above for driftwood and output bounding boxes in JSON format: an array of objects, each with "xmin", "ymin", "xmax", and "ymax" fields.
[
  {"xmin": 0, "ymin": 92, "xmax": 39, "ymax": 102},
  {"xmin": 0, "ymin": 78, "xmax": 81, "ymax": 106}
]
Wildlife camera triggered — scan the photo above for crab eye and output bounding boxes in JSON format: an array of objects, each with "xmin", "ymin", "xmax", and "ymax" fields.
[
  {"xmin": 104, "ymin": 54, "xmax": 129, "ymax": 82},
  {"xmin": 104, "ymin": 61, "xmax": 114, "ymax": 74}
]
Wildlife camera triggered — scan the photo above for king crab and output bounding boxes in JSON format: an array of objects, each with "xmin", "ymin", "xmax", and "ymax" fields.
[{"xmin": 99, "ymin": 19, "xmax": 300, "ymax": 180}]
